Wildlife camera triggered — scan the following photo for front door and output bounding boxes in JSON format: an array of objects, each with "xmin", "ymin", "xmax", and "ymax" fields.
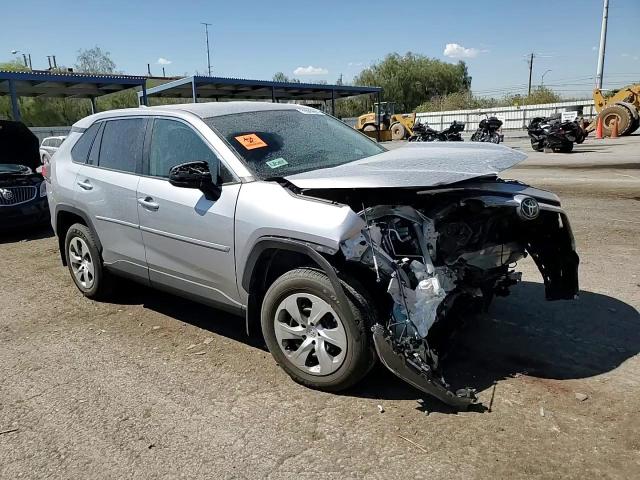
[{"xmin": 137, "ymin": 117, "xmax": 242, "ymax": 309}]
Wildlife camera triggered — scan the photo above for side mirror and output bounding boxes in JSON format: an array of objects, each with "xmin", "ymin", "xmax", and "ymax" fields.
[{"xmin": 169, "ymin": 161, "xmax": 221, "ymax": 201}]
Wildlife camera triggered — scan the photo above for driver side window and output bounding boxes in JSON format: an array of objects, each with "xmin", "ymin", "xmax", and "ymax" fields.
[{"xmin": 148, "ymin": 118, "xmax": 233, "ymax": 182}]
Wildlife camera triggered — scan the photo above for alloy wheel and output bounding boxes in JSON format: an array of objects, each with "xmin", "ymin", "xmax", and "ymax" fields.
[{"xmin": 68, "ymin": 237, "xmax": 95, "ymax": 289}]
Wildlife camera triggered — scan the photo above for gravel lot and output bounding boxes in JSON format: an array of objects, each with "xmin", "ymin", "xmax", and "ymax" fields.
[{"xmin": 1, "ymin": 135, "xmax": 639, "ymax": 479}]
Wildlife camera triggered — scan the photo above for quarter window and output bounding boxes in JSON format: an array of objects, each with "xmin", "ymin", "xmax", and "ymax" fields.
[
  {"xmin": 70, "ymin": 123, "xmax": 100, "ymax": 163},
  {"xmin": 98, "ymin": 118, "xmax": 145, "ymax": 173}
]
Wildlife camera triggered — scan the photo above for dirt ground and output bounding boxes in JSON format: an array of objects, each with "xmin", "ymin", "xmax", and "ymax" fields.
[{"xmin": 1, "ymin": 135, "xmax": 639, "ymax": 479}]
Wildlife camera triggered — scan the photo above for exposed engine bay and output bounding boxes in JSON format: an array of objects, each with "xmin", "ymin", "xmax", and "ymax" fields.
[{"xmin": 304, "ymin": 179, "xmax": 580, "ymax": 409}]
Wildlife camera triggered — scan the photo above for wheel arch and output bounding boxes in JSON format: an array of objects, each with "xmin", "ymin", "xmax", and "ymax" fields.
[
  {"xmin": 55, "ymin": 205, "xmax": 102, "ymax": 265},
  {"xmin": 241, "ymin": 237, "xmax": 351, "ymax": 336}
]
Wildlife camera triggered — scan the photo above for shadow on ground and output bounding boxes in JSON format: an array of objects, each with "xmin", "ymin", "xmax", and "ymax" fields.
[
  {"xmin": 113, "ymin": 280, "xmax": 640, "ymax": 413},
  {"xmin": 0, "ymin": 224, "xmax": 53, "ymax": 244}
]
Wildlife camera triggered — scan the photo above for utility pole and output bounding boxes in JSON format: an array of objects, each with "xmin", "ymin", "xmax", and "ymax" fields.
[
  {"xmin": 596, "ymin": 0, "xmax": 609, "ymax": 89},
  {"xmin": 201, "ymin": 22, "xmax": 212, "ymax": 76},
  {"xmin": 527, "ymin": 53, "xmax": 534, "ymax": 96}
]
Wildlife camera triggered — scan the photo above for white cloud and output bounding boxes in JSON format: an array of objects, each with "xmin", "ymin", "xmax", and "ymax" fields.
[
  {"xmin": 348, "ymin": 61, "xmax": 364, "ymax": 67},
  {"xmin": 157, "ymin": 57, "xmax": 172, "ymax": 65},
  {"xmin": 443, "ymin": 43, "xmax": 481, "ymax": 59},
  {"xmin": 621, "ymin": 53, "xmax": 639, "ymax": 60},
  {"xmin": 293, "ymin": 65, "xmax": 329, "ymax": 76}
]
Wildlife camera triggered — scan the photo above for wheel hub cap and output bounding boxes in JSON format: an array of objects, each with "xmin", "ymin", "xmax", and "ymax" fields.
[{"xmin": 273, "ymin": 293, "xmax": 347, "ymax": 376}]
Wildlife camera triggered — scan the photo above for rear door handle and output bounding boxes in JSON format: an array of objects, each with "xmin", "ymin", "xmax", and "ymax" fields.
[
  {"xmin": 137, "ymin": 197, "xmax": 160, "ymax": 211},
  {"xmin": 77, "ymin": 179, "xmax": 93, "ymax": 190}
]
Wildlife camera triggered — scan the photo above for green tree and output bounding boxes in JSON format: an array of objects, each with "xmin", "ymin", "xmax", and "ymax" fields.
[
  {"xmin": 272, "ymin": 72, "xmax": 301, "ymax": 83},
  {"xmin": 0, "ymin": 60, "xmax": 29, "ymax": 72},
  {"xmin": 354, "ymin": 52, "xmax": 472, "ymax": 112},
  {"xmin": 75, "ymin": 46, "xmax": 117, "ymax": 74}
]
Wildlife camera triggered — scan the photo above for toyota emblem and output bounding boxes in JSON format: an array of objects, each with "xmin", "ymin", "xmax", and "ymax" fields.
[{"xmin": 518, "ymin": 197, "xmax": 540, "ymax": 220}]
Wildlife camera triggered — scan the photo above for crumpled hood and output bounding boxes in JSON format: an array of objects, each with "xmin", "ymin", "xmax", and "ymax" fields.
[{"xmin": 285, "ymin": 142, "xmax": 528, "ymax": 189}]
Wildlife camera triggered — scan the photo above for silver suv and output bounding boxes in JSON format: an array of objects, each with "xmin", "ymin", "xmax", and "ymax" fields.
[{"xmin": 47, "ymin": 102, "xmax": 579, "ymax": 409}]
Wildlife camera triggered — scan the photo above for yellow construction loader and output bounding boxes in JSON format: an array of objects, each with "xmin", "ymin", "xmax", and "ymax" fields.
[
  {"xmin": 590, "ymin": 83, "xmax": 640, "ymax": 136},
  {"xmin": 356, "ymin": 102, "xmax": 416, "ymax": 141}
]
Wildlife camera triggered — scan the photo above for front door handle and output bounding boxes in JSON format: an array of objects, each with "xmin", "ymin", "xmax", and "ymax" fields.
[
  {"xmin": 77, "ymin": 179, "xmax": 93, "ymax": 190},
  {"xmin": 137, "ymin": 197, "xmax": 160, "ymax": 211}
]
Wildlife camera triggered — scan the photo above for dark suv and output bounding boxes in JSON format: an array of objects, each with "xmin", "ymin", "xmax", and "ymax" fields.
[{"xmin": 0, "ymin": 120, "xmax": 49, "ymax": 230}]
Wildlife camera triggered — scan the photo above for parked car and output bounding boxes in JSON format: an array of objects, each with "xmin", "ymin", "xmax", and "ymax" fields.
[
  {"xmin": 0, "ymin": 120, "xmax": 49, "ymax": 230},
  {"xmin": 39, "ymin": 135, "xmax": 66, "ymax": 164},
  {"xmin": 48, "ymin": 102, "xmax": 579, "ymax": 409}
]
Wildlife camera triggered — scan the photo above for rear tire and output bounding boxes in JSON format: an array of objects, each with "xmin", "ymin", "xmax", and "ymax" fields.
[
  {"xmin": 556, "ymin": 142, "xmax": 574, "ymax": 153},
  {"xmin": 64, "ymin": 223, "xmax": 111, "ymax": 299},
  {"xmin": 261, "ymin": 268, "xmax": 376, "ymax": 392}
]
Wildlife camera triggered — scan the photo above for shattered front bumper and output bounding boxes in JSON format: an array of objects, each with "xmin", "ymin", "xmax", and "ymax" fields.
[{"xmin": 372, "ymin": 325, "xmax": 477, "ymax": 409}]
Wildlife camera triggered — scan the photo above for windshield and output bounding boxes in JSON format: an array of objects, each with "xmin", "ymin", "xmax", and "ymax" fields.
[{"xmin": 205, "ymin": 108, "xmax": 385, "ymax": 179}]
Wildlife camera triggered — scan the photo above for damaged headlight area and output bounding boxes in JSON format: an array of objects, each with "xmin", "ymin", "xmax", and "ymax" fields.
[{"xmin": 339, "ymin": 196, "xmax": 578, "ymax": 409}]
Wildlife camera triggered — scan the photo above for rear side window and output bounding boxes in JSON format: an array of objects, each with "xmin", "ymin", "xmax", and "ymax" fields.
[
  {"xmin": 70, "ymin": 124, "xmax": 100, "ymax": 163},
  {"xmin": 98, "ymin": 118, "xmax": 146, "ymax": 173}
]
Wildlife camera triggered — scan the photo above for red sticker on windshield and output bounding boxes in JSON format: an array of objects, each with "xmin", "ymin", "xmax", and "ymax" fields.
[{"xmin": 235, "ymin": 134, "xmax": 267, "ymax": 150}]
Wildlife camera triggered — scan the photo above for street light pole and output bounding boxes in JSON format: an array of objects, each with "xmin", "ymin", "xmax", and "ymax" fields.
[
  {"xmin": 595, "ymin": 0, "xmax": 609, "ymax": 89},
  {"xmin": 201, "ymin": 22, "xmax": 212, "ymax": 76},
  {"xmin": 541, "ymin": 69, "xmax": 552, "ymax": 87}
]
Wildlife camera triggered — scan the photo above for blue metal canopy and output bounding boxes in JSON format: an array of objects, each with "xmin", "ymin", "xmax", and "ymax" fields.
[
  {"xmin": 0, "ymin": 70, "xmax": 148, "ymax": 121},
  {"xmin": 138, "ymin": 75, "xmax": 382, "ymax": 115}
]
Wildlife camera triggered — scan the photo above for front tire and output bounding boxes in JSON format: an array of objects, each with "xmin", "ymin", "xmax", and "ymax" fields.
[
  {"xmin": 261, "ymin": 268, "xmax": 375, "ymax": 392},
  {"xmin": 64, "ymin": 223, "xmax": 111, "ymax": 299},
  {"xmin": 531, "ymin": 139, "xmax": 543, "ymax": 151}
]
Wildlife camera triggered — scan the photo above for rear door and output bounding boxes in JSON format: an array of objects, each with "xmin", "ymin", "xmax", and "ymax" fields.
[
  {"xmin": 74, "ymin": 117, "xmax": 149, "ymax": 282},
  {"xmin": 136, "ymin": 117, "xmax": 241, "ymax": 309}
]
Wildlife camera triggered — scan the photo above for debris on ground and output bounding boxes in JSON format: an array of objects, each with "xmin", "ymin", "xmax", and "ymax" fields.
[
  {"xmin": 377, "ymin": 404, "xmax": 385, "ymax": 413},
  {"xmin": 575, "ymin": 392, "xmax": 589, "ymax": 402},
  {"xmin": 152, "ymin": 326, "xmax": 161, "ymax": 330},
  {"xmin": 397, "ymin": 435, "xmax": 428, "ymax": 453},
  {"xmin": 203, "ymin": 337, "xmax": 214, "ymax": 345},
  {"xmin": 0, "ymin": 428, "xmax": 19, "ymax": 436},
  {"xmin": 192, "ymin": 351, "xmax": 206, "ymax": 356},
  {"xmin": 186, "ymin": 344, "xmax": 197, "ymax": 350},
  {"xmin": 540, "ymin": 406, "xmax": 545, "ymax": 417}
]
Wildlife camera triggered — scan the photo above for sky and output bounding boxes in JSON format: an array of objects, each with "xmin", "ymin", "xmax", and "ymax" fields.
[{"xmin": 2, "ymin": 0, "xmax": 639, "ymax": 98}]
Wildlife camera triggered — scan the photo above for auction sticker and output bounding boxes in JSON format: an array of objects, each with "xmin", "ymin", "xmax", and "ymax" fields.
[
  {"xmin": 266, "ymin": 158, "xmax": 288, "ymax": 169},
  {"xmin": 235, "ymin": 134, "xmax": 267, "ymax": 150}
]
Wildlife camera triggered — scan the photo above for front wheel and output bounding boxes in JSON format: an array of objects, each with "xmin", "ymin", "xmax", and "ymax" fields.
[
  {"xmin": 530, "ymin": 139, "xmax": 543, "ymax": 151},
  {"xmin": 261, "ymin": 268, "xmax": 376, "ymax": 392}
]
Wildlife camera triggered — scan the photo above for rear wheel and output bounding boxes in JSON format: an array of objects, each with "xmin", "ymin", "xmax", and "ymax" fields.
[
  {"xmin": 65, "ymin": 223, "xmax": 111, "ymax": 299},
  {"xmin": 555, "ymin": 142, "xmax": 574, "ymax": 153},
  {"xmin": 261, "ymin": 268, "xmax": 375, "ymax": 392}
]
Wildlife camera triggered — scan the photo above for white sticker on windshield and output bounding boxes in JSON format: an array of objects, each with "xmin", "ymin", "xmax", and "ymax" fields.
[
  {"xmin": 295, "ymin": 107, "xmax": 324, "ymax": 115},
  {"xmin": 266, "ymin": 157, "xmax": 288, "ymax": 169}
]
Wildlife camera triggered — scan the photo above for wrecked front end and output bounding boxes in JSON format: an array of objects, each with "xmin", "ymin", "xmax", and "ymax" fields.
[{"xmin": 304, "ymin": 179, "xmax": 579, "ymax": 409}]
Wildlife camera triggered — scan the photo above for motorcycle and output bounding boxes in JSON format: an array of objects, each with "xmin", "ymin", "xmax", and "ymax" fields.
[
  {"xmin": 409, "ymin": 120, "xmax": 465, "ymax": 142},
  {"xmin": 527, "ymin": 114, "xmax": 587, "ymax": 153},
  {"xmin": 471, "ymin": 115, "xmax": 504, "ymax": 143}
]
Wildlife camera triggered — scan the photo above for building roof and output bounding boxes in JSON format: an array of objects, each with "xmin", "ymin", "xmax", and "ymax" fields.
[
  {"xmin": 139, "ymin": 75, "xmax": 381, "ymax": 102},
  {"xmin": 0, "ymin": 70, "xmax": 147, "ymax": 98}
]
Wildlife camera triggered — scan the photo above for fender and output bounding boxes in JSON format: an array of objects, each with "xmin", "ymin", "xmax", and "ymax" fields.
[
  {"xmin": 54, "ymin": 204, "xmax": 103, "ymax": 264},
  {"xmin": 242, "ymin": 236, "xmax": 351, "ymax": 335}
]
